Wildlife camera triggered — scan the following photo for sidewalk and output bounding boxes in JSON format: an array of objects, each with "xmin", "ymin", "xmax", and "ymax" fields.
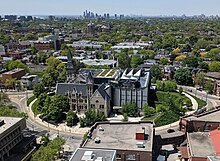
[{"xmin": 28, "ymin": 99, "xmax": 90, "ymax": 135}]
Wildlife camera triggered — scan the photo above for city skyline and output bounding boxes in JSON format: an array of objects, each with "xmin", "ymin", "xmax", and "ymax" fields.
[{"xmin": 1, "ymin": 0, "xmax": 220, "ymax": 16}]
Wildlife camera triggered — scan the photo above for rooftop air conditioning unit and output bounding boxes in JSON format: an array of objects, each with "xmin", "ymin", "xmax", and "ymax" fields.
[
  {"xmin": 99, "ymin": 126, "xmax": 104, "ymax": 131},
  {"xmin": 95, "ymin": 137, "xmax": 101, "ymax": 143},
  {"xmin": 95, "ymin": 157, "xmax": 103, "ymax": 161},
  {"xmin": 136, "ymin": 142, "xmax": 145, "ymax": 148}
]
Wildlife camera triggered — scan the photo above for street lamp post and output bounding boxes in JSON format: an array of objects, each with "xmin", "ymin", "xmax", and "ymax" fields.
[{"xmin": 206, "ymin": 91, "xmax": 208, "ymax": 102}]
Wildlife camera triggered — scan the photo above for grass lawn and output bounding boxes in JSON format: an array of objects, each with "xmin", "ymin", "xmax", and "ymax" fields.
[
  {"xmin": 187, "ymin": 93, "xmax": 207, "ymax": 109},
  {"xmin": 27, "ymin": 96, "xmax": 36, "ymax": 106},
  {"xmin": 31, "ymin": 99, "xmax": 41, "ymax": 115},
  {"xmin": 142, "ymin": 91, "xmax": 191, "ymax": 127},
  {"xmin": 142, "ymin": 114, "xmax": 161, "ymax": 121},
  {"xmin": 142, "ymin": 111, "xmax": 180, "ymax": 127}
]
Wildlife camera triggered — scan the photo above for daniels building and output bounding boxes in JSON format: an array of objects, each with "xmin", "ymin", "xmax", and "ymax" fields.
[
  {"xmin": 56, "ymin": 68, "xmax": 151, "ymax": 117},
  {"xmin": 56, "ymin": 49, "xmax": 151, "ymax": 116}
]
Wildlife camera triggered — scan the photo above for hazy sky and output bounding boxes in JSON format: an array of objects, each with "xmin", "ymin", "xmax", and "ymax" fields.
[{"xmin": 1, "ymin": 0, "xmax": 220, "ymax": 16}]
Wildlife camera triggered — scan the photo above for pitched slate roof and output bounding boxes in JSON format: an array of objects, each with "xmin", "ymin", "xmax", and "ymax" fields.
[
  {"xmin": 56, "ymin": 83, "xmax": 88, "ymax": 97},
  {"xmin": 91, "ymin": 84, "xmax": 110, "ymax": 100}
]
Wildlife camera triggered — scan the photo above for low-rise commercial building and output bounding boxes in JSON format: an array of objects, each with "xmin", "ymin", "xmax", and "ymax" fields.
[
  {"xmin": 20, "ymin": 75, "xmax": 39, "ymax": 89},
  {"xmin": 186, "ymin": 128, "xmax": 220, "ymax": 161},
  {"xmin": 82, "ymin": 121, "xmax": 154, "ymax": 161},
  {"xmin": 0, "ymin": 117, "xmax": 26, "ymax": 161},
  {"xmin": 69, "ymin": 148, "xmax": 116, "ymax": 161}
]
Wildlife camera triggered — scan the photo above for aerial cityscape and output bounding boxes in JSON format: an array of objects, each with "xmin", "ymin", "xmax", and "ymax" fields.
[{"xmin": 1, "ymin": 1, "xmax": 220, "ymax": 161}]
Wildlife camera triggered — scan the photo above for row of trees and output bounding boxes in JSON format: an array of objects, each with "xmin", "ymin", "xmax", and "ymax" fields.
[
  {"xmin": 42, "ymin": 57, "xmax": 67, "ymax": 89},
  {"xmin": 31, "ymin": 137, "xmax": 65, "ymax": 161},
  {"xmin": 80, "ymin": 109, "xmax": 106, "ymax": 127},
  {"xmin": 33, "ymin": 83, "xmax": 70, "ymax": 123}
]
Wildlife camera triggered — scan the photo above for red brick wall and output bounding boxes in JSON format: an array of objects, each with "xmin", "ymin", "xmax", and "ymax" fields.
[
  {"xmin": 2, "ymin": 69, "xmax": 26, "ymax": 80},
  {"xmin": 116, "ymin": 149, "xmax": 152, "ymax": 161},
  {"xmin": 189, "ymin": 156, "xmax": 207, "ymax": 161}
]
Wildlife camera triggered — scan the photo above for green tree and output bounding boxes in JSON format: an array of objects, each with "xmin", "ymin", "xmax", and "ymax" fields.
[
  {"xmin": 181, "ymin": 43, "xmax": 192, "ymax": 52},
  {"xmin": 41, "ymin": 94, "xmax": 69, "ymax": 122},
  {"xmin": 156, "ymin": 81, "xmax": 177, "ymax": 92},
  {"xmin": 37, "ymin": 93, "xmax": 47, "ymax": 112},
  {"xmin": 195, "ymin": 72, "xmax": 205, "ymax": 88},
  {"xmin": 23, "ymin": 33, "xmax": 37, "ymax": 40},
  {"xmin": 33, "ymin": 82, "xmax": 45, "ymax": 98},
  {"xmin": 198, "ymin": 62, "xmax": 209, "ymax": 70},
  {"xmin": 120, "ymin": 102, "xmax": 137, "ymax": 116},
  {"xmin": 0, "ymin": 32, "xmax": 10, "ymax": 44},
  {"xmin": 174, "ymin": 68, "xmax": 193, "ymax": 85},
  {"xmin": 0, "ymin": 105, "xmax": 26, "ymax": 118},
  {"xmin": 4, "ymin": 60, "xmax": 28, "ymax": 71},
  {"xmin": 122, "ymin": 113, "xmax": 128, "ymax": 122},
  {"xmin": 66, "ymin": 111, "xmax": 79, "ymax": 126},
  {"xmin": 179, "ymin": 87, "xmax": 183, "ymax": 94},
  {"xmin": 206, "ymin": 48, "xmax": 220, "ymax": 61},
  {"xmin": 143, "ymin": 104, "xmax": 156, "ymax": 117},
  {"xmin": 57, "ymin": 63, "xmax": 67, "ymax": 82},
  {"xmin": 204, "ymin": 80, "xmax": 214, "ymax": 94},
  {"xmin": 40, "ymin": 134, "xmax": 50, "ymax": 146},
  {"xmin": 117, "ymin": 52, "xmax": 131, "ymax": 69},
  {"xmin": 209, "ymin": 61, "xmax": 220, "ymax": 72},
  {"xmin": 150, "ymin": 65, "xmax": 162, "ymax": 80},
  {"xmin": 194, "ymin": 39, "xmax": 210, "ymax": 50},
  {"xmin": 79, "ymin": 109, "xmax": 106, "ymax": 127},
  {"xmin": 42, "ymin": 73, "xmax": 54, "ymax": 89},
  {"xmin": 140, "ymin": 50, "xmax": 155, "ymax": 59},
  {"xmin": 156, "ymin": 104, "xmax": 168, "ymax": 113},
  {"xmin": 159, "ymin": 58, "xmax": 169, "ymax": 65},
  {"xmin": 37, "ymin": 51, "xmax": 48, "ymax": 64},
  {"xmin": 131, "ymin": 54, "xmax": 143, "ymax": 68},
  {"xmin": 31, "ymin": 137, "xmax": 65, "ymax": 161},
  {"xmin": 46, "ymin": 57, "xmax": 62, "ymax": 69},
  {"xmin": 184, "ymin": 56, "xmax": 199, "ymax": 68}
]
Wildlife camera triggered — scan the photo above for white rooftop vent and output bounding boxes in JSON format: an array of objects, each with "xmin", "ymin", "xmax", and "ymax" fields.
[
  {"xmin": 95, "ymin": 157, "xmax": 103, "ymax": 161},
  {"xmin": 136, "ymin": 142, "xmax": 145, "ymax": 148},
  {"xmin": 94, "ymin": 137, "xmax": 101, "ymax": 143},
  {"xmin": 99, "ymin": 126, "xmax": 104, "ymax": 131},
  {"xmin": 81, "ymin": 151, "xmax": 94, "ymax": 161}
]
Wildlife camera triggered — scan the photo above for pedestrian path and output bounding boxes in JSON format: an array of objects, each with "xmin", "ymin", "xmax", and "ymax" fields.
[
  {"xmin": 28, "ymin": 99, "xmax": 90, "ymax": 135},
  {"xmin": 25, "ymin": 90, "xmax": 200, "ymax": 133},
  {"xmin": 156, "ymin": 91, "xmax": 198, "ymax": 131}
]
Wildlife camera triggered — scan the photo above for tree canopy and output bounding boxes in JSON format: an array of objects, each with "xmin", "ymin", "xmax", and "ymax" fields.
[{"xmin": 174, "ymin": 68, "xmax": 193, "ymax": 85}]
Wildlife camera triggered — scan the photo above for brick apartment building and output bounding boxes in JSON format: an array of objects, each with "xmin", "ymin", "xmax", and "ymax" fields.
[
  {"xmin": 1, "ymin": 69, "xmax": 26, "ymax": 81},
  {"xmin": 178, "ymin": 109, "xmax": 220, "ymax": 161},
  {"xmin": 179, "ymin": 108, "xmax": 220, "ymax": 133}
]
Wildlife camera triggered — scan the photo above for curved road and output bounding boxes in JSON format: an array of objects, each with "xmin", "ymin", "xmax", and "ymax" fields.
[
  {"xmin": 7, "ymin": 91, "xmax": 83, "ymax": 152},
  {"xmin": 179, "ymin": 85, "xmax": 220, "ymax": 109}
]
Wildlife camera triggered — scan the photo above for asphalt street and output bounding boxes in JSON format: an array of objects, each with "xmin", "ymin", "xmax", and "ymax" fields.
[{"xmin": 7, "ymin": 91, "xmax": 83, "ymax": 152}]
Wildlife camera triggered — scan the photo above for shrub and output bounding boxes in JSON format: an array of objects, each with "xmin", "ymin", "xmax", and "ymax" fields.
[{"xmin": 27, "ymin": 96, "xmax": 36, "ymax": 106}]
